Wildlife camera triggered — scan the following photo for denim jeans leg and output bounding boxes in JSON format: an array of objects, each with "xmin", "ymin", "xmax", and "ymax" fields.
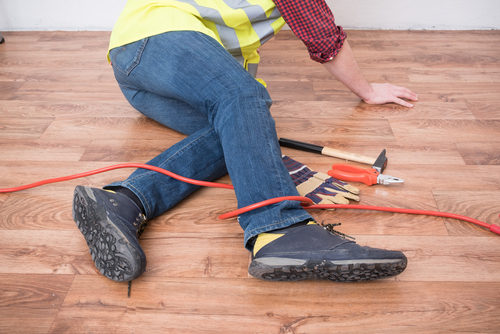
[
  {"xmin": 107, "ymin": 124, "xmax": 229, "ymax": 219},
  {"xmin": 107, "ymin": 32, "xmax": 313, "ymax": 249}
]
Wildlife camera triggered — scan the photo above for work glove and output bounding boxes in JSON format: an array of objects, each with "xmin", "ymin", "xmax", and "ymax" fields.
[{"xmin": 282, "ymin": 155, "xmax": 360, "ymax": 205}]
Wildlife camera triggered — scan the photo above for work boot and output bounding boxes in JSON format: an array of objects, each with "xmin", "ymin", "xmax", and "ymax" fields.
[
  {"xmin": 72, "ymin": 186, "xmax": 147, "ymax": 282},
  {"xmin": 249, "ymin": 222, "xmax": 407, "ymax": 282}
]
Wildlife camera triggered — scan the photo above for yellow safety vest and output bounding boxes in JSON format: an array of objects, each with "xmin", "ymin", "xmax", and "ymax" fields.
[{"xmin": 109, "ymin": 0, "xmax": 286, "ymax": 78}]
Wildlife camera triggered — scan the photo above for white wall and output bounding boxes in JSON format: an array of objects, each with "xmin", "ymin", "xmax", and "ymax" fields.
[
  {"xmin": 328, "ymin": 0, "xmax": 500, "ymax": 30},
  {"xmin": 0, "ymin": 0, "xmax": 499, "ymax": 31}
]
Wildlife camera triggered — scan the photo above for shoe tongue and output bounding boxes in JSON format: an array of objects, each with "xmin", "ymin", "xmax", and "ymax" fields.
[
  {"xmin": 296, "ymin": 220, "xmax": 315, "ymax": 227},
  {"xmin": 271, "ymin": 220, "xmax": 315, "ymax": 234}
]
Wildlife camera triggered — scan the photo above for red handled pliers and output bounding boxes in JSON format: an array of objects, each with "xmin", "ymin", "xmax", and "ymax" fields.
[{"xmin": 328, "ymin": 164, "xmax": 404, "ymax": 186}]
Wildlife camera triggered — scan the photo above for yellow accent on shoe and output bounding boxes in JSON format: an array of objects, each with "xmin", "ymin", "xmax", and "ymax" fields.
[
  {"xmin": 253, "ymin": 233, "xmax": 284, "ymax": 256},
  {"xmin": 103, "ymin": 189, "xmax": 116, "ymax": 194},
  {"xmin": 253, "ymin": 222, "xmax": 318, "ymax": 256}
]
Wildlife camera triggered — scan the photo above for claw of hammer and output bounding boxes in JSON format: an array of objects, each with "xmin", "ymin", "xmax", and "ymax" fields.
[{"xmin": 372, "ymin": 149, "xmax": 388, "ymax": 173}]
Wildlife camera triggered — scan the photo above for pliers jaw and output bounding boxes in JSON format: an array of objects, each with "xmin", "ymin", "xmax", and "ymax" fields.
[
  {"xmin": 372, "ymin": 149, "xmax": 404, "ymax": 185},
  {"xmin": 377, "ymin": 174, "xmax": 405, "ymax": 185}
]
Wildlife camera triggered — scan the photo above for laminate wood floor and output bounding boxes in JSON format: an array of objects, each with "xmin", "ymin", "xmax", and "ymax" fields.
[{"xmin": 1, "ymin": 30, "xmax": 499, "ymax": 333}]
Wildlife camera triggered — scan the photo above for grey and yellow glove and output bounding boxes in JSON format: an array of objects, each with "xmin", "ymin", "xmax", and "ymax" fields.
[{"xmin": 282, "ymin": 155, "xmax": 359, "ymax": 204}]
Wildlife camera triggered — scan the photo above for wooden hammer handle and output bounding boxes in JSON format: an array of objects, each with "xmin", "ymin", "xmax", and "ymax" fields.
[
  {"xmin": 321, "ymin": 146, "xmax": 376, "ymax": 165},
  {"xmin": 278, "ymin": 138, "xmax": 377, "ymax": 166}
]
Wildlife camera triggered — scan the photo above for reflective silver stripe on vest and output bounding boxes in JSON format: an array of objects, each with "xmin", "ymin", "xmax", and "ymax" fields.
[
  {"xmin": 176, "ymin": 0, "xmax": 242, "ymax": 57},
  {"xmin": 247, "ymin": 63, "xmax": 258, "ymax": 77},
  {"xmin": 222, "ymin": 0, "xmax": 281, "ymax": 46},
  {"xmin": 175, "ymin": 0, "xmax": 280, "ymax": 59}
]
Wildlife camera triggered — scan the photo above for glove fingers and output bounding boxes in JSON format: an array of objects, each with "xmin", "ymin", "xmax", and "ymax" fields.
[
  {"xmin": 314, "ymin": 172, "xmax": 360, "ymax": 195},
  {"xmin": 316, "ymin": 193, "xmax": 350, "ymax": 205},
  {"xmin": 337, "ymin": 183, "xmax": 360, "ymax": 195},
  {"xmin": 306, "ymin": 186, "xmax": 359, "ymax": 204},
  {"xmin": 331, "ymin": 190, "xmax": 359, "ymax": 202},
  {"xmin": 326, "ymin": 180, "xmax": 360, "ymax": 195},
  {"xmin": 322, "ymin": 185, "xmax": 360, "ymax": 202},
  {"xmin": 296, "ymin": 178, "xmax": 361, "ymax": 203}
]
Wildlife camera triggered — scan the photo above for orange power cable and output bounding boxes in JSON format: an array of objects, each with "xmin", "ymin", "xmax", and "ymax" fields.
[{"xmin": 1, "ymin": 163, "xmax": 499, "ymax": 235}]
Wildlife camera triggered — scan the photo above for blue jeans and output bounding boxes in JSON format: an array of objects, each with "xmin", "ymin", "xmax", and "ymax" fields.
[{"xmin": 107, "ymin": 31, "xmax": 313, "ymax": 249}]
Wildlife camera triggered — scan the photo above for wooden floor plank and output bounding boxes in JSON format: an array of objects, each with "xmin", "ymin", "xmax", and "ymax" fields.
[
  {"xmin": 8, "ymin": 81, "xmax": 124, "ymax": 101},
  {"xmin": 361, "ymin": 165, "xmax": 500, "ymax": 192},
  {"xmin": 0, "ymin": 100, "xmax": 139, "ymax": 118},
  {"xmin": 0, "ymin": 50, "xmax": 108, "ymax": 69},
  {"xmin": 0, "ymin": 139, "xmax": 89, "ymax": 162},
  {"xmin": 344, "ymin": 29, "xmax": 500, "ymax": 42},
  {"xmin": 0, "ymin": 193, "xmax": 9, "ymax": 207},
  {"xmin": 276, "ymin": 118, "xmax": 396, "ymax": 142},
  {"xmin": 48, "ymin": 276, "xmax": 500, "ymax": 333},
  {"xmin": 354, "ymin": 50, "xmax": 500, "ymax": 69},
  {"xmin": 36, "ymin": 31, "xmax": 112, "ymax": 42},
  {"xmin": 0, "ymin": 81, "xmax": 24, "ymax": 99},
  {"xmin": 433, "ymin": 191, "xmax": 500, "ymax": 236},
  {"xmin": 271, "ymin": 100, "xmax": 475, "ymax": 120},
  {"xmin": 0, "ymin": 31, "xmax": 53, "ymax": 43},
  {"xmin": 467, "ymin": 101, "xmax": 500, "ymax": 119},
  {"xmin": 390, "ymin": 119, "xmax": 500, "ymax": 143},
  {"xmin": 266, "ymin": 80, "xmax": 315, "ymax": 101},
  {"xmin": 349, "ymin": 39, "xmax": 500, "ymax": 53},
  {"xmin": 146, "ymin": 185, "xmax": 243, "ymax": 235},
  {"xmin": 0, "ymin": 40, "xmax": 85, "ymax": 52},
  {"xmin": 79, "ymin": 139, "xmax": 182, "ymax": 162},
  {"xmin": 313, "ymin": 82, "xmax": 500, "ymax": 103},
  {"xmin": 407, "ymin": 67, "xmax": 500, "ymax": 82},
  {"xmin": 0, "ymin": 188, "xmax": 76, "ymax": 230},
  {"xmin": 0, "ymin": 230, "xmax": 94, "ymax": 275},
  {"xmin": 39, "ymin": 117, "xmax": 186, "ymax": 141},
  {"xmin": 0, "ymin": 117, "xmax": 54, "ymax": 139},
  {"xmin": 0, "ymin": 274, "xmax": 74, "ymax": 334},
  {"xmin": 139, "ymin": 232, "xmax": 250, "ymax": 279},
  {"xmin": 0, "ymin": 67, "xmax": 116, "ymax": 83},
  {"xmin": 456, "ymin": 142, "xmax": 500, "ymax": 165}
]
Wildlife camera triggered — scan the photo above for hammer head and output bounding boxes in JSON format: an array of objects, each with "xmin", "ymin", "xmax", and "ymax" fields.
[{"xmin": 372, "ymin": 149, "xmax": 388, "ymax": 173}]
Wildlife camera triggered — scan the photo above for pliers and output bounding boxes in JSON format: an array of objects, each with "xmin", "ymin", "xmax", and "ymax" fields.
[{"xmin": 328, "ymin": 164, "xmax": 404, "ymax": 186}]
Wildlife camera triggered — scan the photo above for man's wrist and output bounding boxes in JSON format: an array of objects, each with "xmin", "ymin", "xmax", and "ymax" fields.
[{"xmin": 357, "ymin": 84, "xmax": 374, "ymax": 103}]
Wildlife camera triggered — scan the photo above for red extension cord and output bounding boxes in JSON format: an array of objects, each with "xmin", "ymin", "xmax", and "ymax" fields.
[{"xmin": 1, "ymin": 163, "xmax": 499, "ymax": 235}]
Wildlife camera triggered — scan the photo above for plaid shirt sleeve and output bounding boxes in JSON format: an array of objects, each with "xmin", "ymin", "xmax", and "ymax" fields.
[{"xmin": 272, "ymin": 0, "xmax": 347, "ymax": 63}]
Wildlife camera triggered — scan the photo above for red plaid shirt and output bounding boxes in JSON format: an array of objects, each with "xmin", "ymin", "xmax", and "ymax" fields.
[{"xmin": 273, "ymin": 0, "xmax": 346, "ymax": 63}]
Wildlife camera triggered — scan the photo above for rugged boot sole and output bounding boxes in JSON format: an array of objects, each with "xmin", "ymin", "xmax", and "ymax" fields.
[
  {"xmin": 249, "ymin": 257, "xmax": 407, "ymax": 282},
  {"xmin": 72, "ymin": 186, "xmax": 146, "ymax": 282}
]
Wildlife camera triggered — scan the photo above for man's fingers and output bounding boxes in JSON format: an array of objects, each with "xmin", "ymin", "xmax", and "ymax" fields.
[
  {"xmin": 393, "ymin": 97, "xmax": 414, "ymax": 108},
  {"xmin": 394, "ymin": 86, "xmax": 419, "ymax": 101}
]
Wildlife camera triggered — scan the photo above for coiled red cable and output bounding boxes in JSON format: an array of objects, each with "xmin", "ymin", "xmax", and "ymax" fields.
[{"xmin": 1, "ymin": 163, "xmax": 499, "ymax": 235}]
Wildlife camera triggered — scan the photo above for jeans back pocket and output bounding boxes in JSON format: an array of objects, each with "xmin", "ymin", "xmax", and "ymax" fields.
[{"xmin": 109, "ymin": 38, "xmax": 149, "ymax": 76}]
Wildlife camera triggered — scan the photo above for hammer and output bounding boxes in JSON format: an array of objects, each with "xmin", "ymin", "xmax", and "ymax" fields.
[{"xmin": 278, "ymin": 138, "xmax": 388, "ymax": 173}]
